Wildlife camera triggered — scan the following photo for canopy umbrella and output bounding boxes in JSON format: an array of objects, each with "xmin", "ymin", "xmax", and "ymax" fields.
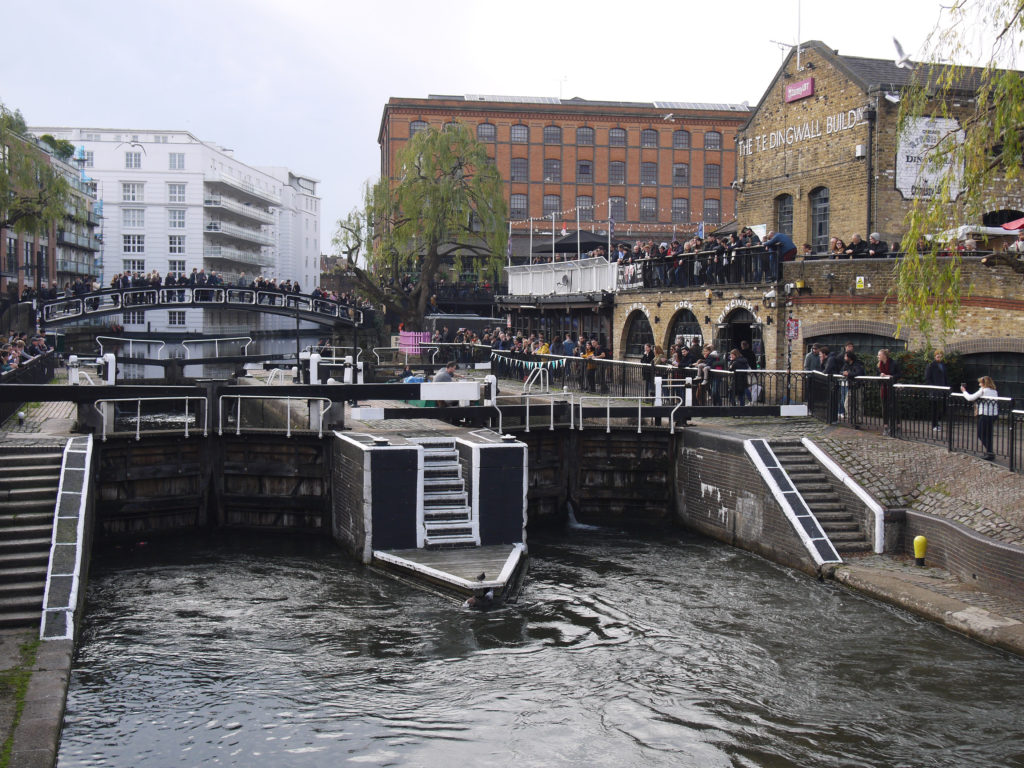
[
  {"xmin": 531, "ymin": 230, "xmax": 609, "ymax": 254},
  {"xmin": 1000, "ymin": 216, "xmax": 1024, "ymax": 231}
]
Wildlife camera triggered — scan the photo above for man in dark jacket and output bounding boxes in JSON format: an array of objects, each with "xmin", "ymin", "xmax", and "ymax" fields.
[
  {"xmin": 868, "ymin": 233, "xmax": 889, "ymax": 258},
  {"xmin": 845, "ymin": 234, "xmax": 869, "ymax": 257},
  {"xmin": 924, "ymin": 349, "xmax": 950, "ymax": 431}
]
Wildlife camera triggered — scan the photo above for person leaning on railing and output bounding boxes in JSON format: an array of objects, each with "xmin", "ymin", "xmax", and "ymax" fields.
[{"xmin": 961, "ymin": 376, "xmax": 999, "ymax": 461}]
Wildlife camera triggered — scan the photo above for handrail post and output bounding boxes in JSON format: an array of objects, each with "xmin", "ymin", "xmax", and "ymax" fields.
[
  {"xmin": 135, "ymin": 399, "xmax": 142, "ymax": 441},
  {"xmin": 236, "ymin": 397, "xmax": 242, "ymax": 436}
]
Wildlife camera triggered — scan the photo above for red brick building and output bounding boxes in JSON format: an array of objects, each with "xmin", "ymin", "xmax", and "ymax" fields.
[{"xmin": 378, "ymin": 95, "xmax": 751, "ymax": 257}]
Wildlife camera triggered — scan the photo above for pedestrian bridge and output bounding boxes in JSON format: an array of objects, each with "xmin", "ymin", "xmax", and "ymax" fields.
[{"xmin": 36, "ymin": 287, "xmax": 365, "ymax": 328}]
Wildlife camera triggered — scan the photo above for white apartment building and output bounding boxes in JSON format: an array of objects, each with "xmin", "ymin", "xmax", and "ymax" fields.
[{"xmin": 29, "ymin": 126, "xmax": 320, "ymax": 335}]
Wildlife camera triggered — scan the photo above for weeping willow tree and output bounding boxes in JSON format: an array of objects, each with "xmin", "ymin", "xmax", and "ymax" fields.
[
  {"xmin": 333, "ymin": 123, "xmax": 508, "ymax": 330},
  {"xmin": 896, "ymin": 0, "xmax": 1024, "ymax": 342},
  {"xmin": 0, "ymin": 102, "xmax": 70, "ymax": 234}
]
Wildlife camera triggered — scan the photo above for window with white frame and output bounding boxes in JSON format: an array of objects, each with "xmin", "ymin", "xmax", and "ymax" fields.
[
  {"xmin": 169, "ymin": 153, "xmax": 185, "ymax": 170},
  {"xmin": 123, "ymin": 259, "xmax": 145, "ymax": 273},
  {"xmin": 82, "ymin": 150, "xmax": 94, "ymax": 168},
  {"xmin": 122, "ymin": 235, "xmax": 145, "ymax": 253},
  {"xmin": 168, "ymin": 209, "xmax": 186, "ymax": 228},
  {"xmin": 168, "ymin": 183, "xmax": 186, "ymax": 203},
  {"xmin": 125, "ymin": 152, "xmax": 141, "ymax": 169},
  {"xmin": 168, "ymin": 235, "xmax": 185, "ymax": 254},
  {"xmin": 84, "ymin": 133, "xmax": 101, "ymax": 141},
  {"xmin": 122, "ymin": 208, "xmax": 144, "ymax": 228},
  {"xmin": 122, "ymin": 182, "xmax": 144, "ymax": 202},
  {"xmin": 122, "ymin": 310, "xmax": 145, "ymax": 325},
  {"xmin": 168, "ymin": 310, "xmax": 186, "ymax": 326},
  {"xmin": 168, "ymin": 259, "xmax": 186, "ymax": 275}
]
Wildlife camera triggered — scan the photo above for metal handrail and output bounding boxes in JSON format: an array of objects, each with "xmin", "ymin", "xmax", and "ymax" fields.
[
  {"xmin": 574, "ymin": 394, "xmax": 684, "ymax": 434},
  {"xmin": 92, "ymin": 396, "xmax": 207, "ymax": 442},
  {"xmin": 96, "ymin": 336, "xmax": 166, "ymax": 359},
  {"xmin": 181, "ymin": 336, "xmax": 253, "ymax": 358},
  {"xmin": 217, "ymin": 394, "xmax": 331, "ymax": 438}
]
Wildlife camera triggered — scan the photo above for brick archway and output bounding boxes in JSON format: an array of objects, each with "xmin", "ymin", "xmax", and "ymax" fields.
[
  {"xmin": 801, "ymin": 319, "xmax": 899, "ymax": 339},
  {"xmin": 944, "ymin": 337, "xmax": 1024, "ymax": 355}
]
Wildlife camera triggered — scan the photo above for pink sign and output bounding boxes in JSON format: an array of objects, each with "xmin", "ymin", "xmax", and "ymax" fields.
[{"xmin": 785, "ymin": 77, "xmax": 815, "ymax": 103}]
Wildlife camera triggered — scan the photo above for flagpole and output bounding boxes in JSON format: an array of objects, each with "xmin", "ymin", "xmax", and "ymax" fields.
[
  {"xmin": 529, "ymin": 218, "xmax": 533, "ymax": 266},
  {"xmin": 576, "ymin": 207, "xmax": 581, "ymax": 260},
  {"xmin": 551, "ymin": 213, "xmax": 555, "ymax": 262},
  {"xmin": 507, "ymin": 220, "xmax": 512, "ymax": 267}
]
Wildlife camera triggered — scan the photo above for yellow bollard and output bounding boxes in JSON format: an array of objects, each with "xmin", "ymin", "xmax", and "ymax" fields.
[{"xmin": 914, "ymin": 535, "xmax": 927, "ymax": 567}]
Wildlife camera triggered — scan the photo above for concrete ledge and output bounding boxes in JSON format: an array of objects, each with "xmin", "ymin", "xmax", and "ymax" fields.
[{"xmin": 833, "ymin": 565, "xmax": 1024, "ymax": 656}]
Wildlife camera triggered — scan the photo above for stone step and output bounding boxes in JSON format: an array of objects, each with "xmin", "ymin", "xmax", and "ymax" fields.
[
  {"xmin": 0, "ymin": 472, "xmax": 62, "ymax": 489},
  {"xmin": 423, "ymin": 478, "xmax": 465, "ymax": 492},
  {"xmin": 0, "ymin": 594, "xmax": 43, "ymax": 614},
  {"xmin": 0, "ymin": 550, "xmax": 50, "ymax": 570},
  {"xmin": 0, "ymin": 499, "xmax": 55, "ymax": 515},
  {"xmin": 0, "ymin": 453, "xmax": 62, "ymax": 468},
  {"xmin": 791, "ymin": 481, "xmax": 833, "ymax": 492},
  {"xmin": 827, "ymin": 530, "xmax": 870, "ymax": 543},
  {"xmin": 0, "ymin": 524, "xmax": 53, "ymax": 541},
  {"xmin": 0, "ymin": 537, "xmax": 53, "ymax": 555},
  {"xmin": 3, "ymin": 487, "xmax": 58, "ymax": 503},
  {"xmin": 424, "ymin": 507, "xmax": 472, "ymax": 523},
  {"xmin": 814, "ymin": 509, "xmax": 855, "ymax": 521},
  {"xmin": 819, "ymin": 521, "xmax": 862, "ymax": 533},
  {"xmin": 0, "ymin": 580, "xmax": 46, "ymax": 598},
  {"xmin": 0, "ymin": 564, "xmax": 49, "ymax": 584},
  {"xmin": 424, "ymin": 491, "xmax": 469, "ymax": 507},
  {"xmin": 836, "ymin": 541, "xmax": 874, "ymax": 553},
  {"xmin": 0, "ymin": 512, "xmax": 53, "ymax": 528},
  {"xmin": 0, "ymin": 611, "xmax": 42, "ymax": 630},
  {"xmin": 800, "ymin": 491, "xmax": 841, "ymax": 503}
]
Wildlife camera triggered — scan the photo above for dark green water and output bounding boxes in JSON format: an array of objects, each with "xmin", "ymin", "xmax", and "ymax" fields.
[{"xmin": 57, "ymin": 531, "xmax": 1024, "ymax": 767}]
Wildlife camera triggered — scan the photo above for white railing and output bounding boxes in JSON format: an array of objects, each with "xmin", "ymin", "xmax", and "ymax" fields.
[
  {"xmin": 182, "ymin": 336, "xmax": 253, "ymax": 358},
  {"xmin": 506, "ymin": 256, "xmax": 617, "ymax": 295},
  {"xmin": 218, "ymin": 394, "xmax": 331, "ymax": 438},
  {"xmin": 93, "ymin": 396, "xmax": 207, "ymax": 442},
  {"xmin": 203, "ymin": 195, "xmax": 275, "ymax": 224},
  {"xmin": 205, "ymin": 219, "xmax": 275, "ymax": 246},
  {"xmin": 206, "ymin": 171, "xmax": 282, "ymax": 204},
  {"xmin": 96, "ymin": 336, "xmax": 166, "ymax": 359}
]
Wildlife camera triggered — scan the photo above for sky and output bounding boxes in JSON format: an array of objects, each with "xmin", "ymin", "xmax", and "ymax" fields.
[{"xmin": 0, "ymin": 0, "xmax": 976, "ymax": 250}]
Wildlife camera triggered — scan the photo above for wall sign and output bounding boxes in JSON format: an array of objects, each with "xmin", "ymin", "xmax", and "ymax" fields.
[
  {"xmin": 716, "ymin": 298, "xmax": 763, "ymax": 325},
  {"xmin": 895, "ymin": 117, "xmax": 965, "ymax": 200},
  {"xmin": 785, "ymin": 77, "xmax": 814, "ymax": 103},
  {"xmin": 738, "ymin": 107, "xmax": 866, "ymax": 156}
]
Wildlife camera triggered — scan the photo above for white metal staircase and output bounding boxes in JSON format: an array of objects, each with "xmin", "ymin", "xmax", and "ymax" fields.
[{"xmin": 412, "ymin": 437, "xmax": 478, "ymax": 547}]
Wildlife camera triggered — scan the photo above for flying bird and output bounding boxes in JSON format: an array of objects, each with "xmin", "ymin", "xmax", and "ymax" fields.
[
  {"xmin": 893, "ymin": 37, "xmax": 913, "ymax": 69},
  {"xmin": 662, "ymin": 113, "xmax": 674, "ymax": 121}
]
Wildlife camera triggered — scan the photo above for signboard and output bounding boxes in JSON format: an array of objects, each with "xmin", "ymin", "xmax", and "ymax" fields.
[
  {"xmin": 785, "ymin": 317, "xmax": 800, "ymax": 341},
  {"xmin": 785, "ymin": 77, "xmax": 815, "ymax": 103},
  {"xmin": 896, "ymin": 117, "xmax": 965, "ymax": 200}
]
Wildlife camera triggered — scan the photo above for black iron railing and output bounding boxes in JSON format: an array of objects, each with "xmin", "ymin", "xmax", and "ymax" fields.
[{"xmin": 0, "ymin": 350, "xmax": 57, "ymax": 425}]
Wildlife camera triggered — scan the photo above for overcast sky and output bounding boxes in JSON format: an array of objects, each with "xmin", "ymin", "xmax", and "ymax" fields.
[{"xmin": 2, "ymin": 0, "xmax": 972, "ymax": 250}]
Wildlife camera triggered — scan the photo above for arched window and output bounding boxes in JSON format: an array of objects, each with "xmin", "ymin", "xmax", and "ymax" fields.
[
  {"xmin": 703, "ymin": 198, "xmax": 721, "ymax": 223},
  {"xmin": 576, "ymin": 195, "xmax": 594, "ymax": 221},
  {"xmin": 775, "ymin": 194, "xmax": 794, "ymax": 235},
  {"xmin": 640, "ymin": 197, "xmax": 657, "ymax": 222},
  {"xmin": 409, "ymin": 120, "xmax": 429, "ymax": 136},
  {"xmin": 673, "ymin": 130, "xmax": 690, "ymax": 149},
  {"xmin": 704, "ymin": 131, "xmax": 722, "ymax": 150},
  {"xmin": 443, "ymin": 121, "xmax": 459, "ymax": 132},
  {"xmin": 576, "ymin": 126, "xmax": 595, "ymax": 145},
  {"xmin": 640, "ymin": 162, "xmax": 658, "ymax": 185},
  {"xmin": 476, "ymin": 123, "xmax": 496, "ymax": 142},
  {"xmin": 543, "ymin": 125, "xmax": 562, "ymax": 144},
  {"xmin": 960, "ymin": 351, "xmax": 1024, "ymax": 400},
  {"xmin": 510, "ymin": 158, "xmax": 528, "ymax": 183},
  {"xmin": 609, "ymin": 161, "xmax": 626, "ymax": 185},
  {"xmin": 624, "ymin": 311, "xmax": 655, "ymax": 358},
  {"xmin": 672, "ymin": 163, "xmax": 689, "ymax": 186},
  {"xmin": 609, "ymin": 128, "xmax": 627, "ymax": 147},
  {"xmin": 670, "ymin": 309, "xmax": 702, "ymax": 349},
  {"xmin": 510, "ymin": 124, "xmax": 529, "ymax": 143},
  {"xmin": 809, "ymin": 186, "xmax": 830, "ymax": 252},
  {"xmin": 543, "ymin": 194, "xmax": 561, "ymax": 216},
  {"xmin": 609, "ymin": 196, "xmax": 626, "ymax": 221},
  {"xmin": 510, "ymin": 194, "xmax": 528, "ymax": 219},
  {"xmin": 703, "ymin": 163, "xmax": 721, "ymax": 187},
  {"xmin": 577, "ymin": 160, "xmax": 593, "ymax": 183},
  {"xmin": 672, "ymin": 198, "xmax": 689, "ymax": 223},
  {"xmin": 641, "ymin": 129, "xmax": 658, "ymax": 147},
  {"xmin": 715, "ymin": 308, "xmax": 758, "ymax": 358},
  {"xmin": 543, "ymin": 159, "xmax": 561, "ymax": 183}
]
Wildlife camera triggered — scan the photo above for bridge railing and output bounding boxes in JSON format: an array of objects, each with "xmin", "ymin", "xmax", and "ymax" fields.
[{"xmin": 38, "ymin": 288, "xmax": 363, "ymax": 326}]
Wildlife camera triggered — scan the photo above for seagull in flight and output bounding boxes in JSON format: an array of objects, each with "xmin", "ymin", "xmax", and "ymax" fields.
[
  {"xmin": 662, "ymin": 113, "xmax": 674, "ymax": 121},
  {"xmin": 893, "ymin": 37, "xmax": 913, "ymax": 69}
]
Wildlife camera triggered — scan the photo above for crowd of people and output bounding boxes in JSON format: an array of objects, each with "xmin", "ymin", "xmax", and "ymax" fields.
[{"xmin": 1, "ymin": 332, "xmax": 50, "ymax": 375}]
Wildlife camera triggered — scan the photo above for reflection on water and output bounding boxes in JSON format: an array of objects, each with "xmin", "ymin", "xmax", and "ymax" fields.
[{"xmin": 58, "ymin": 531, "xmax": 1024, "ymax": 767}]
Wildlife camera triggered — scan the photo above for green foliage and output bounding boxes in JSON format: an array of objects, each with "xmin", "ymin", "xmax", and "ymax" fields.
[
  {"xmin": 333, "ymin": 124, "xmax": 508, "ymax": 329},
  {"xmin": 861, "ymin": 346, "xmax": 965, "ymax": 385},
  {"xmin": 38, "ymin": 133, "xmax": 76, "ymax": 161},
  {"xmin": 895, "ymin": 0, "xmax": 1024, "ymax": 343},
  {"xmin": 0, "ymin": 101, "xmax": 70, "ymax": 233}
]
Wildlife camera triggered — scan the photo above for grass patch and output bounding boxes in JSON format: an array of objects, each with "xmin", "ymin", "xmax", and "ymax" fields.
[{"xmin": 0, "ymin": 636, "xmax": 40, "ymax": 768}]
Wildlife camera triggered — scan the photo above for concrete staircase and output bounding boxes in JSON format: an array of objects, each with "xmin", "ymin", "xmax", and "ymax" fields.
[
  {"xmin": 413, "ymin": 438, "xmax": 477, "ymax": 547},
  {"xmin": 770, "ymin": 441, "xmax": 872, "ymax": 554},
  {"xmin": 0, "ymin": 445, "xmax": 62, "ymax": 628}
]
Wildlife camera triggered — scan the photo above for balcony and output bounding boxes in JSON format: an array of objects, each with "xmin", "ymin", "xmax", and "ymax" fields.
[
  {"xmin": 204, "ymin": 219, "xmax": 275, "ymax": 247},
  {"xmin": 505, "ymin": 256, "xmax": 617, "ymax": 296},
  {"xmin": 203, "ymin": 245, "xmax": 273, "ymax": 268},
  {"xmin": 57, "ymin": 231, "xmax": 101, "ymax": 251},
  {"xmin": 56, "ymin": 259, "xmax": 96, "ymax": 276},
  {"xmin": 204, "ymin": 194, "xmax": 275, "ymax": 225},
  {"xmin": 205, "ymin": 172, "xmax": 281, "ymax": 205}
]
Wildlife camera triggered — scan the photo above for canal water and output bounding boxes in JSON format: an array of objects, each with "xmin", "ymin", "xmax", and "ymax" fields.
[{"xmin": 57, "ymin": 530, "xmax": 1024, "ymax": 767}]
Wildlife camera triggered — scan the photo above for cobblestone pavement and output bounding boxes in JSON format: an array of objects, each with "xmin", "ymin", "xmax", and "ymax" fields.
[{"xmin": 0, "ymin": 400, "xmax": 76, "ymax": 436}]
